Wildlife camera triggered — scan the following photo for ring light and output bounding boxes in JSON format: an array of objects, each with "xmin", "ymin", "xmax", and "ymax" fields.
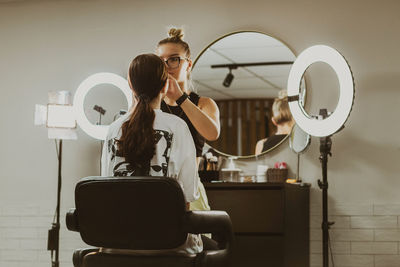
[
  {"xmin": 73, "ymin": 72, "xmax": 132, "ymax": 140},
  {"xmin": 287, "ymin": 45, "xmax": 355, "ymax": 267},
  {"xmin": 287, "ymin": 45, "xmax": 355, "ymax": 137}
]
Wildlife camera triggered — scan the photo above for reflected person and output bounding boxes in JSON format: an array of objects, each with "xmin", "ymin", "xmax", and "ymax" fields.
[{"xmin": 255, "ymin": 90, "xmax": 294, "ymax": 155}]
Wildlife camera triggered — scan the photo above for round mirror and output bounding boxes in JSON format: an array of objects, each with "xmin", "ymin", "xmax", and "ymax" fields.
[
  {"xmin": 289, "ymin": 124, "xmax": 311, "ymax": 154},
  {"xmin": 192, "ymin": 31, "xmax": 305, "ymax": 158},
  {"xmin": 289, "ymin": 124, "xmax": 311, "ymax": 182}
]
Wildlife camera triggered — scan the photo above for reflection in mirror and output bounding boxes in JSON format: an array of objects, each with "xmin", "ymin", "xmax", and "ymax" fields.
[
  {"xmin": 289, "ymin": 124, "xmax": 311, "ymax": 181},
  {"xmin": 302, "ymin": 62, "xmax": 339, "ymax": 117},
  {"xmin": 84, "ymin": 84, "xmax": 128, "ymax": 125},
  {"xmin": 289, "ymin": 124, "xmax": 311, "ymax": 153},
  {"xmin": 192, "ymin": 31, "xmax": 305, "ymax": 158},
  {"xmin": 255, "ymin": 90, "xmax": 295, "ymax": 156}
]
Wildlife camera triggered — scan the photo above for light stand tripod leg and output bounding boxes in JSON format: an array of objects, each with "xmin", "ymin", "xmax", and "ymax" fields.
[
  {"xmin": 319, "ymin": 136, "xmax": 334, "ymax": 267},
  {"xmin": 48, "ymin": 140, "xmax": 62, "ymax": 267},
  {"xmin": 55, "ymin": 139, "xmax": 62, "ymax": 267}
]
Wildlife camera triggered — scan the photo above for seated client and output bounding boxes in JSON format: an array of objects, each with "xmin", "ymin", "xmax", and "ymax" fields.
[
  {"xmin": 255, "ymin": 90, "xmax": 294, "ymax": 155},
  {"xmin": 101, "ymin": 53, "xmax": 202, "ymax": 254}
]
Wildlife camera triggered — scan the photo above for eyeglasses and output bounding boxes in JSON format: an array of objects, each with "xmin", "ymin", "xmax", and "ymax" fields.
[{"xmin": 163, "ymin": 56, "xmax": 188, "ymax": 69}]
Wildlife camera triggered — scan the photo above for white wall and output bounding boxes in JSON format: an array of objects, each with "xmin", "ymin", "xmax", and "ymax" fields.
[{"xmin": 0, "ymin": 0, "xmax": 399, "ymax": 266}]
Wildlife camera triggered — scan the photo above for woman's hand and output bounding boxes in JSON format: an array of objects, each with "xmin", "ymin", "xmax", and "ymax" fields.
[
  {"xmin": 166, "ymin": 75, "xmax": 221, "ymax": 141},
  {"xmin": 167, "ymin": 74, "xmax": 184, "ymax": 102}
]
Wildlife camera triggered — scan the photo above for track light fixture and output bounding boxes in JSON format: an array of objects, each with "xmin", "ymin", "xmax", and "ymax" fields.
[
  {"xmin": 212, "ymin": 61, "xmax": 293, "ymax": 89},
  {"xmin": 223, "ymin": 68, "xmax": 234, "ymax": 87}
]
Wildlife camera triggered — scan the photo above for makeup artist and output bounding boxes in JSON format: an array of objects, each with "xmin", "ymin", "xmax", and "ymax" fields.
[{"xmin": 156, "ymin": 27, "xmax": 221, "ymax": 211}]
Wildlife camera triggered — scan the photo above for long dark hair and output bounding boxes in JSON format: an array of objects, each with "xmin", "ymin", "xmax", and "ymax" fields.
[{"xmin": 117, "ymin": 54, "xmax": 168, "ymax": 175}]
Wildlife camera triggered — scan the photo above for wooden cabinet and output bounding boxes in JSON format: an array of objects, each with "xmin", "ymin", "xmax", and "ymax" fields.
[{"xmin": 205, "ymin": 182, "xmax": 310, "ymax": 267}]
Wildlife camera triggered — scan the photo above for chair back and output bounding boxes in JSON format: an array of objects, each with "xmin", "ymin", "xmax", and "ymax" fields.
[{"xmin": 74, "ymin": 176, "xmax": 188, "ymax": 250}]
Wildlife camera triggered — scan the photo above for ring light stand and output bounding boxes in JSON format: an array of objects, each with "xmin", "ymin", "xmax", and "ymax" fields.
[
  {"xmin": 48, "ymin": 139, "xmax": 62, "ymax": 267},
  {"xmin": 73, "ymin": 72, "xmax": 132, "ymax": 140},
  {"xmin": 287, "ymin": 45, "xmax": 355, "ymax": 267},
  {"xmin": 318, "ymin": 108, "xmax": 334, "ymax": 267},
  {"xmin": 35, "ymin": 92, "xmax": 77, "ymax": 267},
  {"xmin": 73, "ymin": 73, "xmax": 132, "ymax": 177}
]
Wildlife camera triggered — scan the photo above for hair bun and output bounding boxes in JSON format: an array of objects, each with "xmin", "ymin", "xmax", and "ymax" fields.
[
  {"xmin": 168, "ymin": 27, "xmax": 184, "ymax": 41},
  {"xmin": 278, "ymin": 89, "xmax": 288, "ymax": 99}
]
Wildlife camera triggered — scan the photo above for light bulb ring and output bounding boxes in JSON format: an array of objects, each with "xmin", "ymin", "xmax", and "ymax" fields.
[{"xmin": 73, "ymin": 73, "xmax": 132, "ymax": 140}]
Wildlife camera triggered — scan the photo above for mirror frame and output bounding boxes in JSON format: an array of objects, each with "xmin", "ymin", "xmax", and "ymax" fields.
[
  {"xmin": 289, "ymin": 124, "xmax": 311, "ymax": 154},
  {"xmin": 192, "ymin": 30, "xmax": 306, "ymax": 159}
]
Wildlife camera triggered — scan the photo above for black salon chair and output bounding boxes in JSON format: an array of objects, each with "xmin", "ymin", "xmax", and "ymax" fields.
[{"xmin": 66, "ymin": 176, "xmax": 233, "ymax": 267}]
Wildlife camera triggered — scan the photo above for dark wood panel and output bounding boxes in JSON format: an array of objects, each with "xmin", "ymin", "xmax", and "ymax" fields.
[
  {"xmin": 284, "ymin": 183, "xmax": 310, "ymax": 267},
  {"xmin": 222, "ymin": 101, "xmax": 229, "ymax": 152},
  {"xmin": 205, "ymin": 182, "xmax": 310, "ymax": 267},
  {"xmin": 249, "ymin": 101, "xmax": 256, "ymax": 154},
  {"xmin": 212, "ymin": 98, "xmax": 276, "ymax": 155},
  {"xmin": 240, "ymin": 100, "xmax": 248, "ymax": 155},
  {"xmin": 232, "ymin": 101, "xmax": 238, "ymax": 155},
  {"xmin": 207, "ymin": 189, "xmax": 284, "ymax": 233},
  {"xmin": 231, "ymin": 235, "xmax": 283, "ymax": 267}
]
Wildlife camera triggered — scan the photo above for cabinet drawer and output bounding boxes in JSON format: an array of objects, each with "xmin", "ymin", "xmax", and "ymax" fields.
[
  {"xmin": 206, "ymin": 189, "xmax": 284, "ymax": 233},
  {"xmin": 232, "ymin": 235, "xmax": 283, "ymax": 267}
]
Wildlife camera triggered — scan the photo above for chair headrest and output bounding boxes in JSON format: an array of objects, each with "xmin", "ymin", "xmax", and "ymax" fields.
[{"xmin": 74, "ymin": 176, "xmax": 188, "ymax": 250}]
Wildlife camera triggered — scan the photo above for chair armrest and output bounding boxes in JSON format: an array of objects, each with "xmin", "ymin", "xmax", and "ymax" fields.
[
  {"xmin": 73, "ymin": 248, "xmax": 99, "ymax": 267},
  {"xmin": 184, "ymin": 210, "xmax": 233, "ymax": 250},
  {"xmin": 66, "ymin": 208, "xmax": 79, "ymax": 232}
]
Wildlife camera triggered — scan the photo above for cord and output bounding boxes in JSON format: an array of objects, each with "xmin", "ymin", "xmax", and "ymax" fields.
[
  {"xmin": 52, "ymin": 140, "xmax": 59, "ymax": 224},
  {"xmin": 50, "ymin": 140, "xmax": 61, "ymax": 264},
  {"xmin": 54, "ymin": 140, "xmax": 59, "ymax": 158}
]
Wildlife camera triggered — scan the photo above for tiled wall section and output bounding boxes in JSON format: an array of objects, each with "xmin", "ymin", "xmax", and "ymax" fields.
[
  {"xmin": 2, "ymin": 203, "xmax": 400, "ymax": 267},
  {"xmin": 310, "ymin": 203, "xmax": 400, "ymax": 267},
  {"xmin": 0, "ymin": 205, "xmax": 87, "ymax": 267}
]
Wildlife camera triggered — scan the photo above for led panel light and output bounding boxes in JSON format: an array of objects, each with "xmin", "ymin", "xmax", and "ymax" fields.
[
  {"xmin": 46, "ymin": 104, "xmax": 76, "ymax": 128},
  {"xmin": 34, "ymin": 104, "xmax": 47, "ymax": 126},
  {"xmin": 287, "ymin": 45, "xmax": 354, "ymax": 137},
  {"xmin": 73, "ymin": 72, "xmax": 132, "ymax": 140}
]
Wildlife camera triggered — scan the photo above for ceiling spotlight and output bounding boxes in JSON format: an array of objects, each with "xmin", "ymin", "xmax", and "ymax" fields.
[{"xmin": 223, "ymin": 69, "xmax": 234, "ymax": 87}]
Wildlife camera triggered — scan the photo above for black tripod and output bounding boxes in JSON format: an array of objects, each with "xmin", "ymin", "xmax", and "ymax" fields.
[
  {"xmin": 47, "ymin": 139, "xmax": 62, "ymax": 267},
  {"xmin": 317, "ymin": 109, "xmax": 335, "ymax": 267},
  {"xmin": 94, "ymin": 105, "xmax": 106, "ymax": 174}
]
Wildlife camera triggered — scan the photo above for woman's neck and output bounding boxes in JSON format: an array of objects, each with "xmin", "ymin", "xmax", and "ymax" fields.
[
  {"xmin": 130, "ymin": 95, "xmax": 162, "ymax": 111},
  {"xmin": 150, "ymin": 95, "xmax": 162, "ymax": 110},
  {"xmin": 276, "ymin": 122, "xmax": 294, "ymax": 135}
]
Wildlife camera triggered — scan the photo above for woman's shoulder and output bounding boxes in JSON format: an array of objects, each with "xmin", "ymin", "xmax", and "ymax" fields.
[
  {"xmin": 197, "ymin": 95, "xmax": 217, "ymax": 108},
  {"xmin": 256, "ymin": 138, "xmax": 268, "ymax": 149},
  {"xmin": 107, "ymin": 113, "xmax": 130, "ymax": 138},
  {"xmin": 156, "ymin": 110, "xmax": 190, "ymax": 130},
  {"xmin": 194, "ymin": 96, "xmax": 219, "ymax": 117},
  {"xmin": 257, "ymin": 137, "xmax": 268, "ymax": 144}
]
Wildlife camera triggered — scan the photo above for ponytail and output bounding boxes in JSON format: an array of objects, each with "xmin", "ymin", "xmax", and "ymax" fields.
[
  {"xmin": 117, "ymin": 54, "xmax": 167, "ymax": 175},
  {"xmin": 272, "ymin": 90, "xmax": 293, "ymax": 125},
  {"xmin": 118, "ymin": 97, "xmax": 156, "ymax": 175}
]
